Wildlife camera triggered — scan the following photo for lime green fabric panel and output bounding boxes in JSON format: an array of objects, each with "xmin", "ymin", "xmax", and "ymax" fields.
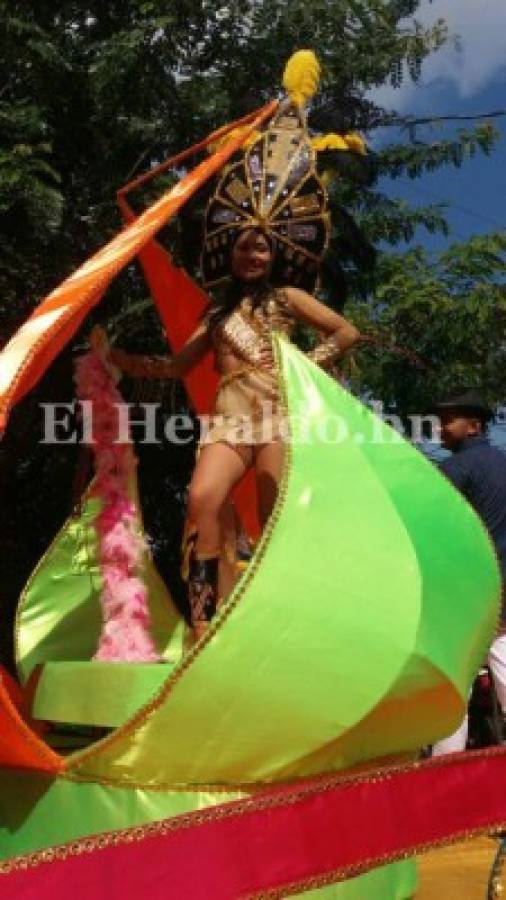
[
  {"xmin": 68, "ymin": 351, "xmax": 420, "ymax": 784},
  {"xmin": 354, "ymin": 415, "xmax": 499, "ymax": 693},
  {"xmin": 31, "ymin": 661, "xmax": 175, "ymax": 728},
  {"xmin": 15, "ymin": 494, "xmax": 103, "ymax": 684},
  {"xmin": 296, "ymin": 376, "xmax": 499, "ymax": 695},
  {"xmin": 15, "ymin": 478, "xmax": 187, "ymax": 685},
  {"xmin": 271, "ymin": 660, "xmax": 457, "ymax": 781},
  {"xmin": 0, "ymin": 770, "xmax": 245, "ymax": 861},
  {"xmin": 68, "ymin": 340, "xmax": 498, "ymax": 788}
]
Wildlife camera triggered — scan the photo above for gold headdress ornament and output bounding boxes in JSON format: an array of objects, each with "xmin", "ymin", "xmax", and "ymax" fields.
[{"xmin": 202, "ymin": 50, "xmax": 366, "ymax": 293}]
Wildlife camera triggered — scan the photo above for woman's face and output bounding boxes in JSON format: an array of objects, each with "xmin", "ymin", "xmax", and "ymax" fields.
[{"xmin": 230, "ymin": 230, "xmax": 272, "ymax": 283}]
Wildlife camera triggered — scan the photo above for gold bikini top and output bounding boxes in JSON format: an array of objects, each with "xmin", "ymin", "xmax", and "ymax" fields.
[
  {"xmin": 211, "ymin": 290, "xmax": 296, "ymax": 372},
  {"xmin": 108, "ymin": 289, "xmax": 342, "ymax": 381}
]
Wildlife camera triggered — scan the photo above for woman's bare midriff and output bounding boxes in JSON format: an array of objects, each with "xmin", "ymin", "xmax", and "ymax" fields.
[{"xmin": 215, "ymin": 347, "xmax": 273, "ymax": 377}]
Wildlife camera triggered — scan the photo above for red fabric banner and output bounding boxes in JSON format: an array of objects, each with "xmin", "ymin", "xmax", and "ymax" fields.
[{"xmin": 2, "ymin": 748, "xmax": 506, "ymax": 898}]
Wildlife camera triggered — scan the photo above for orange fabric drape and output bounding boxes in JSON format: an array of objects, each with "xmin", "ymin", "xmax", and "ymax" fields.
[
  {"xmin": 0, "ymin": 671, "xmax": 63, "ymax": 773},
  {"xmin": 0, "ymin": 101, "xmax": 277, "ymax": 436},
  {"xmin": 0, "ymin": 102, "xmax": 277, "ymax": 767}
]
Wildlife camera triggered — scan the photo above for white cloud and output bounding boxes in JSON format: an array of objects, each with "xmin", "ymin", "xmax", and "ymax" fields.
[{"xmin": 368, "ymin": 0, "xmax": 506, "ymax": 113}]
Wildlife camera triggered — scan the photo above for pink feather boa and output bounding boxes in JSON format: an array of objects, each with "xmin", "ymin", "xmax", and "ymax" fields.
[{"xmin": 74, "ymin": 350, "xmax": 159, "ymax": 663}]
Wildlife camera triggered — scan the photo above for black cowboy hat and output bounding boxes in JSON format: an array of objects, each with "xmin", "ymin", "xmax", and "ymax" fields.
[{"xmin": 430, "ymin": 389, "xmax": 494, "ymax": 422}]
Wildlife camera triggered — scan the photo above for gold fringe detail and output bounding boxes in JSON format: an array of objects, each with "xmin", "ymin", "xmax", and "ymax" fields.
[{"xmin": 282, "ymin": 50, "xmax": 321, "ymax": 108}]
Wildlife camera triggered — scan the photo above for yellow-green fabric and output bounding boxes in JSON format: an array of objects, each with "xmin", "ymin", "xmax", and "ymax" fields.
[
  {"xmin": 64, "ymin": 339, "xmax": 499, "ymax": 788},
  {"xmin": 32, "ymin": 661, "xmax": 175, "ymax": 728},
  {"xmin": 7, "ymin": 337, "xmax": 495, "ymax": 899},
  {"xmin": 15, "ymin": 483, "xmax": 186, "ymax": 685},
  {"xmin": 0, "ymin": 769, "xmax": 246, "ymax": 860}
]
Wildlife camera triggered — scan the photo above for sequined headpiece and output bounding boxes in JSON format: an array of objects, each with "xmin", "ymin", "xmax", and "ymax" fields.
[
  {"xmin": 201, "ymin": 51, "xmax": 367, "ymax": 293},
  {"xmin": 202, "ymin": 95, "xmax": 330, "ymax": 293}
]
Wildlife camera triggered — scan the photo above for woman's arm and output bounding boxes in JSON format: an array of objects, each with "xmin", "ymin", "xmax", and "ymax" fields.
[
  {"xmin": 284, "ymin": 287, "xmax": 360, "ymax": 367},
  {"xmin": 108, "ymin": 322, "xmax": 212, "ymax": 379}
]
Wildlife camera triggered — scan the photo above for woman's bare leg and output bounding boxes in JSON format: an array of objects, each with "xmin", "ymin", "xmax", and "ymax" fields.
[
  {"xmin": 187, "ymin": 442, "xmax": 251, "ymax": 556},
  {"xmin": 254, "ymin": 440, "xmax": 284, "ymax": 528}
]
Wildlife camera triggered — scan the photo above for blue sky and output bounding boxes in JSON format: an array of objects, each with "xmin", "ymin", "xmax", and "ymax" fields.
[{"xmin": 367, "ymin": 0, "xmax": 506, "ymax": 252}]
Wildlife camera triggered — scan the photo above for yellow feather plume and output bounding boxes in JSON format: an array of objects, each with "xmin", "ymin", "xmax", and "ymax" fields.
[
  {"xmin": 312, "ymin": 132, "xmax": 367, "ymax": 156},
  {"xmin": 282, "ymin": 50, "xmax": 321, "ymax": 107}
]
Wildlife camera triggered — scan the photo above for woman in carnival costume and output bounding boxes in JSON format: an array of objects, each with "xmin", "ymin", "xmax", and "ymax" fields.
[
  {"xmin": 0, "ymin": 49, "xmax": 501, "ymax": 900},
  {"xmin": 106, "ymin": 58, "xmax": 362, "ymax": 638}
]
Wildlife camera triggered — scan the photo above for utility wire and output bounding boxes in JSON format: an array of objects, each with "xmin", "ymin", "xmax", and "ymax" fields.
[
  {"xmin": 396, "ymin": 178, "xmax": 506, "ymax": 231},
  {"xmin": 382, "ymin": 109, "xmax": 506, "ymax": 128}
]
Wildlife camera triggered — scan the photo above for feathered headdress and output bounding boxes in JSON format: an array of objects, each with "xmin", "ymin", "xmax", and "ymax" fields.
[{"xmin": 201, "ymin": 50, "xmax": 370, "ymax": 296}]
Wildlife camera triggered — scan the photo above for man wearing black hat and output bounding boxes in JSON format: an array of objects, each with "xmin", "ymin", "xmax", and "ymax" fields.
[{"xmin": 431, "ymin": 390, "xmax": 506, "ymax": 754}]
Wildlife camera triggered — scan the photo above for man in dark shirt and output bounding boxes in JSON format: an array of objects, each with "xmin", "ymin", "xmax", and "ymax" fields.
[{"xmin": 431, "ymin": 390, "xmax": 506, "ymax": 754}]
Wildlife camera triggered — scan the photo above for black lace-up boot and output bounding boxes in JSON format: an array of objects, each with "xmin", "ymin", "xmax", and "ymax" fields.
[{"xmin": 188, "ymin": 553, "xmax": 219, "ymax": 639}]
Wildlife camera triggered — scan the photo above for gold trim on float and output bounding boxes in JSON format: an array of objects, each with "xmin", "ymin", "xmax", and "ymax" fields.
[
  {"xmin": 60, "ymin": 768, "xmax": 251, "ymax": 792},
  {"xmin": 61, "ymin": 747, "xmax": 413, "ymax": 793},
  {"xmin": 489, "ymin": 836, "xmax": 506, "ymax": 900},
  {"xmin": 66, "ymin": 336, "xmax": 294, "ymax": 773}
]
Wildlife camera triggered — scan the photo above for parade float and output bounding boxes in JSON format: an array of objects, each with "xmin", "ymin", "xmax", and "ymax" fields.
[{"xmin": 0, "ymin": 52, "xmax": 504, "ymax": 898}]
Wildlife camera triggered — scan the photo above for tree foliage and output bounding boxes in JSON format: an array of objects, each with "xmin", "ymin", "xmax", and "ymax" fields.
[
  {"xmin": 348, "ymin": 233, "xmax": 506, "ymax": 419},
  {"xmin": 0, "ymin": 0, "xmax": 468, "ymax": 329}
]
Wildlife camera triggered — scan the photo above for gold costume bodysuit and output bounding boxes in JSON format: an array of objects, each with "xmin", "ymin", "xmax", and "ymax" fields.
[
  {"xmin": 109, "ymin": 288, "xmax": 342, "ymax": 450},
  {"xmin": 202, "ymin": 290, "xmax": 296, "ymax": 449}
]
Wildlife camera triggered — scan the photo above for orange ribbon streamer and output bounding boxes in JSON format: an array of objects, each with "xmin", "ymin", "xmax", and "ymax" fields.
[
  {"xmin": 0, "ymin": 101, "xmax": 278, "ymax": 436},
  {"xmin": 0, "ymin": 101, "xmax": 277, "ymax": 766}
]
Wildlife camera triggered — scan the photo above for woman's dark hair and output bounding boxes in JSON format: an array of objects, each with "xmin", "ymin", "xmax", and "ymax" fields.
[{"xmin": 203, "ymin": 228, "xmax": 276, "ymax": 330}]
